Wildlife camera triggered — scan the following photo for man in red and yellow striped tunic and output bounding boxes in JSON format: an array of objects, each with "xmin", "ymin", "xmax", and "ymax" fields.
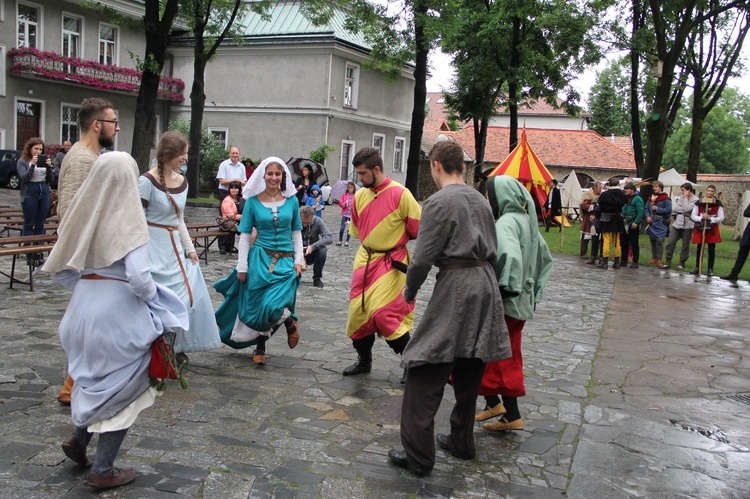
[{"xmin": 343, "ymin": 147, "xmax": 421, "ymax": 378}]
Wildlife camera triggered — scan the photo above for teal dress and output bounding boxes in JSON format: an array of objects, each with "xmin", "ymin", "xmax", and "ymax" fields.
[{"xmin": 214, "ymin": 196, "xmax": 302, "ymax": 349}]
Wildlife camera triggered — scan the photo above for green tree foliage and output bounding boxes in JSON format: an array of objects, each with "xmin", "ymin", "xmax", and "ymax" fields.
[
  {"xmin": 168, "ymin": 119, "xmax": 227, "ymax": 190},
  {"xmin": 588, "ymin": 60, "xmax": 631, "ymax": 137},
  {"xmin": 662, "ymin": 91, "xmax": 750, "ymax": 174}
]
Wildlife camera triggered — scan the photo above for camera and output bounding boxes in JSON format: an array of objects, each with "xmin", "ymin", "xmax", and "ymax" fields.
[{"xmin": 37, "ymin": 154, "xmax": 48, "ymax": 166}]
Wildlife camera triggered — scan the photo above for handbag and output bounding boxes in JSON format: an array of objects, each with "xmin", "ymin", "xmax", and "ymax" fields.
[
  {"xmin": 149, "ymin": 332, "xmax": 188, "ymax": 391},
  {"xmin": 216, "ymin": 216, "xmax": 238, "ymax": 232}
]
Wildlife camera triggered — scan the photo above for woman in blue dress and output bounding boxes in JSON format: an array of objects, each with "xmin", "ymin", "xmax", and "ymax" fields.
[
  {"xmin": 139, "ymin": 131, "xmax": 221, "ymax": 356},
  {"xmin": 215, "ymin": 157, "xmax": 303, "ymax": 365}
]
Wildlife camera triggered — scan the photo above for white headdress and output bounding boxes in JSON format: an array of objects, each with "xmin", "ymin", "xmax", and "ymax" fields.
[{"xmin": 242, "ymin": 156, "xmax": 296, "ymax": 199}]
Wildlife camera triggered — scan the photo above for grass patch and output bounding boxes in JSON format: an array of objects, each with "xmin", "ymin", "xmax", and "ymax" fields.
[
  {"xmin": 539, "ymin": 223, "xmax": 741, "ymax": 277},
  {"xmin": 188, "ymin": 197, "xmax": 219, "ymax": 204}
]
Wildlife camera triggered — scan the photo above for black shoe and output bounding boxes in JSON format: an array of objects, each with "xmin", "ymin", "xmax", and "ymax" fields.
[
  {"xmin": 219, "ymin": 249, "xmax": 227, "ymax": 255},
  {"xmin": 387, "ymin": 449, "xmax": 429, "ymax": 477},
  {"xmin": 721, "ymin": 273, "xmax": 739, "ymax": 281},
  {"xmin": 690, "ymin": 268, "xmax": 699, "ymax": 275},
  {"xmin": 313, "ymin": 278, "xmax": 324, "ymax": 288},
  {"xmin": 707, "ymin": 269, "xmax": 714, "ymax": 277},
  {"xmin": 436, "ymin": 433, "xmax": 450, "ymax": 451},
  {"xmin": 343, "ymin": 358, "xmax": 372, "ymax": 376}
]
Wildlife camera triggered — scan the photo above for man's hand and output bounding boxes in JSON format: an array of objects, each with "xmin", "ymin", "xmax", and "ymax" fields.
[
  {"xmin": 305, "ymin": 246, "xmax": 313, "ymax": 256},
  {"xmin": 402, "ymin": 289, "xmax": 415, "ymax": 305}
]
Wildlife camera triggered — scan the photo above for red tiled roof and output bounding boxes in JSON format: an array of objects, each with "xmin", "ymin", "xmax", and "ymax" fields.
[
  {"xmin": 425, "ymin": 92, "xmax": 589, "ymax": 122},
  {"xmin": 697, "ymin": 173, "xmax": 750, "ymax": 182},
  {"xmin": 446, "ymin": 127, "xmax": 637, "ymax": 171}
]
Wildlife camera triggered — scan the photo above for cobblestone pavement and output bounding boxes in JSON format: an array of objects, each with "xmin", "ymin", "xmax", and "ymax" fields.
[{"xmin": 0, "ymin": 188, "xmax": 748, "ymax": 498}]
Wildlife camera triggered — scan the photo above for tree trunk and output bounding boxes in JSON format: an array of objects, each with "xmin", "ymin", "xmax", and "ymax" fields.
[
  {"xmin": 405, "ymin": 0, "xmax": 429, "ymax": 198},
  {"xmin": 686, "ymin": 82, "xmax": 705, "ymax": 182},
  {"xmin": 472, "ymin": 117, "xmax": 488, "ymax": 179},
  {"xmin": 130, "ymin": 0, "xmax": 179, "ymax": 172},
  {"xmin": 186, "ymin": 31, "xmax": 207, "ymax": 199},
  {"xmin": 508, "ymin": 17, "xmax": 522, "ymax": 153},
  {"xmin": 629, "ymin": 0, "xmax": 645, "ymax": 176}
]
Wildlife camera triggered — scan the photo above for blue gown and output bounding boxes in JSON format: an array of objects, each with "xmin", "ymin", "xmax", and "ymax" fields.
[
  {"xmin": 139, "ymin": 174, "xmax": 221, "ymax": 353},
  {"xmin": 214, "ymin": 196, "xmax": 301, "ymax": 349}
]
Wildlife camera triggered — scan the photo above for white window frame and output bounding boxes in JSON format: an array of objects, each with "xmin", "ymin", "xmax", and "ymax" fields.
[
  {"xmin": 372, "ymin": 133, "xmax": 385, "ymax": 157},
  {"xmin": 393, "ymin": 136, "xmax": 406, "ymax": 173},
  {"xmin": 17, "ymin": 1, "xmax": 43, "ymax": 49},
  {"xmin": 98, "ymin": 22, "xmax": 118, "ymax": 65},
  {"xmin": 60, "ymin": 102, "xmax": 80, "ymax": 143},
  {"xmin": 340, "ymin": 139, "xmax": 355, "ymax": 181},
  {"xmin": 14, "ymin": 96, "xmax": 46, "ymax": 149},
  {"xmin": 208, "ymin": 127, "xmax": 229, "ymax": 149},
  {"xmin": 343, "ymin": 62, "xmax": 360, "ymax": 109},
  {"xmin": 1, "ymin": 0, "xmax": 5, "ymax": 22},
  {"xmin": 61, "ymin": 12, "xmax": 83, "ymax": 59},
  {"xmin": 0, "ymin": 129, "xmax": 6, "ymax": 149},
  {"xmin": 0, "ymin": 45, "xmax": 6, "ymax": 97}
]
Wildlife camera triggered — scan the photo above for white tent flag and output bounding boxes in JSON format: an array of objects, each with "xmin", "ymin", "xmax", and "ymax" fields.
[
  {"xmin": 560, "ymin": 170, "xmax": 583, "ymax": 217},
  {"xmin": 658, "ymin": 168, "xmax": 703, "ymax": 197}
]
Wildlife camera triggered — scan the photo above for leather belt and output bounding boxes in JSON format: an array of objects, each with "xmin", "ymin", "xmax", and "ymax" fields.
[
  {"xmin": 147, "ymin": 221, "xmax": 193, "ymax": 307},
  {"xmin": 263, "ymin": 248, "xmax": 294, "ymax": 273},
  {"xmin": 81, "ymin": 274, "xmax": 127, "ymax": 282},
  {"xmin": 438, "ymin": 260, "xmax": 490, "ymax": 271}
]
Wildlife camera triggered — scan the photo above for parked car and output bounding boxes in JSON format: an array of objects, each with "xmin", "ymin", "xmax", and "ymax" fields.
[{"xmin": 0, "ymin": 150, "xmax": 21, "ymax": 189}]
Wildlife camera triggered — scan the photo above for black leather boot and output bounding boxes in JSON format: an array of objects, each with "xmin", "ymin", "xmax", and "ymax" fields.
[
  {"xmin": 596, "ymin": 257, "xmax": 608, "ymax": 269},
  {"xmin": 612, "ymin": 257, "xmax": 620, "ymax": 269},
  {"xmin": 343, "ymin": 350, "xmax": 372, "ymax": 376}
]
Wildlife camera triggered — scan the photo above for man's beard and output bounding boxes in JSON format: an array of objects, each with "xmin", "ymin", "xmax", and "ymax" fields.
[
  {"xmin": 361, "ymin": 177, "xmax": 375, "ymax": 188},
  {"xmin": 98, "ymin": 130, "xmax": 114, "ymax": 149}
]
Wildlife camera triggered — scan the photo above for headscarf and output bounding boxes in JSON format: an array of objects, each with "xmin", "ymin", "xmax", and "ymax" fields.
[
  {"xmin": 242, "ymin": 156, "xmax": 296, "ymax": 199},
  {"xmin": 43, "ymin": 152, "xmax": 149, "ymax": 274}
]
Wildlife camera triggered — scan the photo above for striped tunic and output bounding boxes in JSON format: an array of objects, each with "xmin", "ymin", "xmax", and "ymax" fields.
[{"xmin": 346, "ymin": 178, "xmax": 421, "ymax": 341}]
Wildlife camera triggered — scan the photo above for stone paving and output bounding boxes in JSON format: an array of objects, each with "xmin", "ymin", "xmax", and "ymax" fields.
[{"xmin": 0, "ymin": 188, "xmax": 748, "ymax": 498}]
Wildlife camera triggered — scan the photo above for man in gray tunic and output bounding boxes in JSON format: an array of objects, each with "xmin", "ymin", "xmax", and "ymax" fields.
[{"xmin": 387, "ymin": 140, "xmax": 510, "ymax": 477}]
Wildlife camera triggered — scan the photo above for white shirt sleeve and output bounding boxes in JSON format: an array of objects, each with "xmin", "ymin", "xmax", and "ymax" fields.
[
  {"xmin": 125, "ymin": 245, "xmax": 157, "ymax": 302},
  {"xmin": 293, "ymin": 230, "xmax": 303, "ymax": 265},
  {"xmin": 178, "ymin": 215, "xmax": 196, "ymax": 257},
  {"xmin": 713, "ymin": 206, "xmax": 725, "ymax": 224},
  {"xmin": 237, "ymin": 231, "xmax": 252, "ymax": 273}
]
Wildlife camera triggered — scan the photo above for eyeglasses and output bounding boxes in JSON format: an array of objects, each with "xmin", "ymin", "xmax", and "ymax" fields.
[{"xmin": 98, "ymin": 119, "xmax": 119, "ymax": 127}]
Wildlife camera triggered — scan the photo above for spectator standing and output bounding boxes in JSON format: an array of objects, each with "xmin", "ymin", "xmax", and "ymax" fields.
[
  {"xmin": 388, "ymin": 140, "xmax": 509, "ymax": 477},
  {"xmin": 579, "ymin": 182, "xmax": 602, "ymax": 260},
  {"xmin": 300, "ymin": 206, "xmax": 333, "ymax": 288},
  {"xmin": 337, "ymin": 181, "xmax": 356, "ymax": 247},
  {"xmin": 661, "ymin": 183, "xmax": 699, "ymax": 269},
  {"xmin": 243, "ymin": 158, "xmax": 255, "ymax": 180},
  {"xmin": 216, "ymin": 146, "xmax": 246, "ymax": 254},
  {"xmin": 54, "ymin": 140, "xmax": 72, "ymax": 170},
  {"xmin": 55, "ymin": 97, "xmax": 120, "ymax": 406},
  {"xmin": 544, "ymin": 179, "xmax": 563, "ymax": 232},
  {"xmin": 644, "ymin": 180, "xmax": 672, "ymax": 267},
  {"xmin": 596, "ymin": 177, "xmax": 627, "ymax": 269},
  {"xmin": 342, "ymin": 147, "xmax": 421, "ymax": 379},
  {"xmin": 690, "ymin": 185, "xmax": 725, "ymax": 276},
  {"xmin": 721, "ymin": 202, "xmax": 750, "ymax": 281},
  {"xmin": 620, "ymin": 182, "xmax": 644, "ymax": 268},
  {"xmin": 294, "ymin": 165, "xmax": 315, "ymax": 206},
  {"xmin": 16, "ymin": 137, "xmax": 54, "ymax": 265}
]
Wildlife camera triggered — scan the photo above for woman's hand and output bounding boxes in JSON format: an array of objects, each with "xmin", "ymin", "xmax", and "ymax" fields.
[
  {"xmin": 294, "ymin": 264, "xmax": 302, "ymax": 276},
  {"xmin": 238, "ymin": 271, "xmax": 247, "ymax": 283},
  {"xmin": 188, "ymin": 252, "xmax": 199, "ymax": 264},
  {"xmin": 31, "ymin": 155, "xmax": 38, "ymax": 166}
]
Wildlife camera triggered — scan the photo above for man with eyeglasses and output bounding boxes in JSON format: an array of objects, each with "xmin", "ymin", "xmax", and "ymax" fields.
[{"xmin": 55, "ymin": 97, "xmax": 120, "ymax": 407}]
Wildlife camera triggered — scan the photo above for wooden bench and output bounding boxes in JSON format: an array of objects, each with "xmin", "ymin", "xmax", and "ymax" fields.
[
  {"xmin": 188, "ymin": 228, "xmax": 231, "ymax": 264},
  {"xmin": 0, "ymin": 235, "xmax": 57, "ymax": 290},
  {"xmin": 1, "ymin": 218, "xmax": 59, "ymax": 237}
]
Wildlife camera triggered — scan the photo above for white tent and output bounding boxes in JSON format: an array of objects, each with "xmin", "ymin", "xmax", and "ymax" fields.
[
  {"xmin": 732, "ymin": 190, "xmax": 750, "ymax": 240},
  {"xmin": 658, "ymin": 168, "xmax": 702, "ymax": 197},
  {"xmin": 560, "ymin": 169, "xmax": 583, "ymax": 219}
]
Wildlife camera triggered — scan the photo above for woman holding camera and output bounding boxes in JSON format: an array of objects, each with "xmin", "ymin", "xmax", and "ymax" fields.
[{"xmin": 17, "ymin": 137, "xmax": 54, "ymax": 265}]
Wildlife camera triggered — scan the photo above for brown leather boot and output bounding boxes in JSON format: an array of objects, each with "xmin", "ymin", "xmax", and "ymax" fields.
[
  {"xmin": 655, "ymin": 259, "xmax": 664, "ymax": 268},
  {"xmin": 57, "ymin": 375, "xmax": 74, "ymax": 406}
]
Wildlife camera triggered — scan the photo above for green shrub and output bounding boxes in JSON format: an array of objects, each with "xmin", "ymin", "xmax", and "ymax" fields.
[{"xmin": 168, "ymin": 119, "xmax": 228, "ymax": 190}]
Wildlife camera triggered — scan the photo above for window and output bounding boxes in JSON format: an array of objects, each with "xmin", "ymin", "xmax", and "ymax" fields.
[
  {"xmin": 62, "ymin": 14, "xmax": 82, "ymax": 59},
  {"xmin": 17, "ymin": 2, "xmax": 41, "ymax": 49},
  {"xmin": 343, "ymin": 62, "xmax": 360, "ymax": 109},
  {"xmin": 0, "ymin": 45, "xmax": 6, "ymax": 97},
  {"xmin": 99, "ymin": 23, "xmax": 117, "ymax": 65},
  {"xmin": 61, "ymin": 104, "xmax": 79, "ymax": 143},
  {"xmin": 372, "ymin": 133, "xmax": 385, "ymax": 156},
  {"xmin": 340, "ymin": 140, "xmax": 355, "ymax": 181},
  {"xmin": 208, "ymin": 128, "xmax": 228, "ymax": 149},
  {"xmin": 393, "ymin": 137, "xmax": 405, "ymax": 172}
]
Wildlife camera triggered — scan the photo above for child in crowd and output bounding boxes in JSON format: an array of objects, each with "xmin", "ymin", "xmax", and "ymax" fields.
[
  {"xmin": 306, "ymin": 184, "xmax": 324, "ymax": 217},
  {"xmin": 337, "ymin": 181, "xmax": 356, "ymax": 246}
]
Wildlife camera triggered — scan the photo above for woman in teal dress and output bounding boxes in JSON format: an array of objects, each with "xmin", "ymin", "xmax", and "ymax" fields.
[
  {"xmin": 214, "ymin": 157, "xmax": 303, "ymax": 365},
  {"xmin": 139, "ymin": 131, "xmax": 221, "ymax": 355}
]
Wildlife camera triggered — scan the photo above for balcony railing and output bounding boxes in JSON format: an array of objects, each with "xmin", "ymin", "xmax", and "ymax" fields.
[{"xmin": 8, "ymin": 47, "xmax": 185, "ymax": 102}]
